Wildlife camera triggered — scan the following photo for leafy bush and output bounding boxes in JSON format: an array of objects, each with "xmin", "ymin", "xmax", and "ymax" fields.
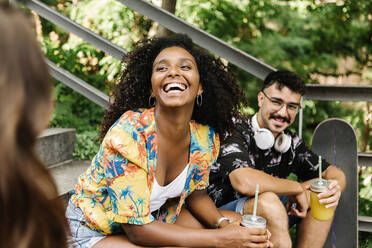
[
  {"xmin": 359, "ymin": 167, "xmax": 372, "ymax": 217},
  {"xmin": 73, "ymin": 130, "xmax": 101, "ymax": 160}
]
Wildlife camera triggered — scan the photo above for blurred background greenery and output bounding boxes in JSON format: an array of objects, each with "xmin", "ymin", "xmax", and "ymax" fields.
[{"xmin": 31, "ymin": 0, "xmax": 371, "ymax": 245}]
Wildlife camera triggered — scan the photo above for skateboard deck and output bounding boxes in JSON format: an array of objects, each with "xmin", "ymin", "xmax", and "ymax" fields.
[{"xmin": 311, "ymin": 118, "xmax": 358, "ymax": 248}]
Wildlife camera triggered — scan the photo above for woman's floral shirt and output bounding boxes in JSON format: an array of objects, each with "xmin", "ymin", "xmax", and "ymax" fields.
[{"xmin": 71, "ymin": 108, "xmax": 219, "ymax": 235}]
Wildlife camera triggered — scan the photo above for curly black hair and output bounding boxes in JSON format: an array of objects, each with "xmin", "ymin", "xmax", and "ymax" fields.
[{"xmin": 100, "ymin": 34, "xmax": 248, "ymax": 139}]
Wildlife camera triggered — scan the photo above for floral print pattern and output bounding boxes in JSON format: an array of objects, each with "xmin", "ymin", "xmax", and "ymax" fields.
[
  {"xmin": 208, "ymin": 116, "xmax": 329, "ymax": 207},
  {"xmin": 72, "ymin": 108, "xmax": 219, "ymax": 235}
]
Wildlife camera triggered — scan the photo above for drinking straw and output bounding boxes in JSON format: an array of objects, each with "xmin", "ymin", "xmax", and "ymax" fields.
[
  {"xmin": 318, "ymin": 155, "xmax": 322, "ymax": 183},
  {"xmin": 252, "ymin": 184, "xmax": 259, "ymax": 220}
]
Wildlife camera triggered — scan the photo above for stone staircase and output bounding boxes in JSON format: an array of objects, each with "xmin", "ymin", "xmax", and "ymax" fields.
[{"xmin": 37, "ymin": 128, "xmax": 90, "ymax": 198}]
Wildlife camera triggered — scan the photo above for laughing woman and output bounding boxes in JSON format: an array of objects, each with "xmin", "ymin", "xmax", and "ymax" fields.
[{"xmin": 66, "ymin": 34, "xmax": 272, "ymax": 248}]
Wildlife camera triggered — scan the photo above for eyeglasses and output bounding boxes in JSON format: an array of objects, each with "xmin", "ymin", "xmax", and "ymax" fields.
[{"xmin": 261, "ymin": 90, "xmax": 301, "ymax": 114}]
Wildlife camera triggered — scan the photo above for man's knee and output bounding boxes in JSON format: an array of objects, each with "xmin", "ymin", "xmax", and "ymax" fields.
[
  {"xmin": 244, "ymin": 192, "xmax": 288, "ymax": 221},
  {"xmin": 260, "ymin": 192, "xmax": 286, "ymax": 211},
  {"xmin": 245, "ymin": 193, "xmax": 292, "ymax": 247}
]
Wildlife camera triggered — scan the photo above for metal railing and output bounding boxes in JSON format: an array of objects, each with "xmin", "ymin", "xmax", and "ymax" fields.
[
  {"xmin": 46, "ymin": 59, "xmax": 111, "ymax": 108},
  {"xmin": 17, "ymin": 0, "xmax": 372, "ymax": 234},
  {"xmin": 24, "ymin": 0, "xmax": 372, "ymax": 102},
  {"xmin": 25, "ymin": 0, "xmax": 127, "ymax": 61}
]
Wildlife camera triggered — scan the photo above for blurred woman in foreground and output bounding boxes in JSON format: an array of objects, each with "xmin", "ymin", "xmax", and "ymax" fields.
[{"xmin": 0, "ymin": 3, "xmax": 68, "ymax": 248}]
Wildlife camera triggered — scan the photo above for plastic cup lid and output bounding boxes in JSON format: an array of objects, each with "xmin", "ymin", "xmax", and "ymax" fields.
[
  {"xmin": 241, "ymin": 215, "xmax": 266, "ymax": 228},
  {"xmin": 310, "ymin": 179, "xmax": 330, "ymax": 192}
]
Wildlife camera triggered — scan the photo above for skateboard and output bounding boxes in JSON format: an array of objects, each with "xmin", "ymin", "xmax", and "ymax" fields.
[{"xmin": 311, "ymin": 118, "xmax": 358, "ymax": 247}]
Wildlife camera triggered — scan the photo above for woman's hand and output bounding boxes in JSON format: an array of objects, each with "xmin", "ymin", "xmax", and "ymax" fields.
[{"xmin": 216, "ymin": 221, "xmax": 273, "ymax": 248}]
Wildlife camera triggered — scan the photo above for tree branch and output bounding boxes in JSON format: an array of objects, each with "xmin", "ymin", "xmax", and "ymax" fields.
[{"xmin": 155, "ymin": 0, "xmax": 177, "ymax": 37}]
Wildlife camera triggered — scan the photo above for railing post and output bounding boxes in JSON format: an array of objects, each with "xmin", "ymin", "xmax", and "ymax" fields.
[{"xmin": 298, "ymin": 98, "xmax": 303, "ymax": 139}]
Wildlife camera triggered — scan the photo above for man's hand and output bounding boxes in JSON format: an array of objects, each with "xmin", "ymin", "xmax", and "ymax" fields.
[
  {"xmin": 316, "ymin": 179, "xmax": 342, "ymax": 209},
  {"xmin": 286, "ymin": 184, "xmax": 309, "ymax": 218}
]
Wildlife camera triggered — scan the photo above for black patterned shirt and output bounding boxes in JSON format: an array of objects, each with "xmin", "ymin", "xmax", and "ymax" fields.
[{"xmin": 207, "ymin": 117, "xmax": 330, "ymax": 207}]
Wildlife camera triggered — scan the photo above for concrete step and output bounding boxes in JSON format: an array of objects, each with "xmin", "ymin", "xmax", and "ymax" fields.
[
  {"xmin": 50, "ymin": 160, "xmax": 91, "ymax": 196},
  {"xmin": 36, "ymin": 128, "xmax": 76, "ymax": 167}
]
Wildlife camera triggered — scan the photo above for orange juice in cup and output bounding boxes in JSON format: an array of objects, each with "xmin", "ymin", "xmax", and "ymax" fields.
[{"xmin": 310, "ymin": 179, "xmax": 334, "ymax": 221}]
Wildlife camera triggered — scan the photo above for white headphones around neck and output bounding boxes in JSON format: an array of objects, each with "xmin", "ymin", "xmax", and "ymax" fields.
[{"xmin": 251, "ymin": 114, "xmax": 291, "ymax": 153}]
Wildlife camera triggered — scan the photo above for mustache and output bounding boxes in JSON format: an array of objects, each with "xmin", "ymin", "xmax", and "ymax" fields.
[{"xmin": 269, "ymin": 114, "xmax": 290, "ymax": 123}]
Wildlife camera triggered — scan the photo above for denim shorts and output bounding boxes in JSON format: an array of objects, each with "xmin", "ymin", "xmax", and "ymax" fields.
[
  {"xmin": 218, "ymin": 196, "xmax": 300, "ymax": 228},
  {"xmin": 65, "ymin": 199, "xmax": 105, "ymax": 248}
]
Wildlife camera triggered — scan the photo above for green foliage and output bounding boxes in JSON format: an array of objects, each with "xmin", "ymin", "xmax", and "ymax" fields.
[
  {"xmin": 178, "ymin": 0, "xmax": 277, "ymax": 46},
  {"xmin": 43, "ymin": 37, "xmax": 107, "ymax": 132},
  {"xmin": 68, "ymin": 0, "xmax": 142, "ymax": 48},
  {"xmin": 359, "ymin": 232, "xmax": 372, "ymax": 248},
  {"xmin": 73, "ymin": 130, "xmax": 101, "ymax": 160},
  {"xmin": 289, "ymin": 225, "xmax": 298, "ymax": 247},
  {"xmin": 177, "ymin": 0, "xmax": 371, "ymax": 151},
  {"xmin": 40, "ymin": 0, "xmax": 153, "ymax": 158},
  {"xmin": 359, "ymin": 167, "xmax": 372, "ymax": 216},
  {"xmin": 49, "ymin": 82, "xmax": 104, "ymax": 133},
  {"xmin": 358, "ymin": 167, "xmax": 372, "ymax": 246}
]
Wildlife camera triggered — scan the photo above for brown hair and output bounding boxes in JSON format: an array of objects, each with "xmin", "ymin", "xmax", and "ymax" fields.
[{"xmin": 0, "ymin": 3, "xmax": 68, "ymax": 248}]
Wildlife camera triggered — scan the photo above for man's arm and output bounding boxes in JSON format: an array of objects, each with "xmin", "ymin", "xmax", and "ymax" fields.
[
  {"xmin": 229, "ymin": 167, "xmax": 303, "ymax": 196},
  {"xmin": 229, "ymin": 167, "xmax": 309, "ymax": 218},
  {"xmin": 322, "ymin": 165, "xmax": 346, "ymax": 192}
]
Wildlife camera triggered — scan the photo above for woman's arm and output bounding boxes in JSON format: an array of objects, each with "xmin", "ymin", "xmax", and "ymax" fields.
[
  {"xmin": 186, "ymin": 189, "xmax": 230, "ymax": 228},
  {"xmin": 122, "ymin": 190, "xmax": 226, "ymax": 247},
  {"xmin": 122, "ymin": 190, "xmax": 271, "ymax": 248},
  {"xmin": 123, "ymin": 221, "xmax": 220, "ymax": 247},
  {"xmin": 122, "ymin": 219, "xmax": 270, "ymax": 248}
]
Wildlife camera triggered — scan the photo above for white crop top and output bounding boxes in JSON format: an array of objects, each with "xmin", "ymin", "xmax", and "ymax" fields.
[{"xmin": 150, "ymin": 165, "xmax": 189, "ymax": 213}]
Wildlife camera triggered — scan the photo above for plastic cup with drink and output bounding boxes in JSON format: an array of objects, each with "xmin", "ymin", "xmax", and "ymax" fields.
[
  {"xmin": 241, "ymin": 184, "xmax": 267, "ymax": 228},
  {"xmin": 309, "ymin": 156, "xmax": 335, "ymax": 221}
]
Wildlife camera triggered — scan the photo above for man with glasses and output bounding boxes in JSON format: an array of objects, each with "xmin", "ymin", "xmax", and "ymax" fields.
[{"xmin": 208, "ymin": 70, "xmax": 345, "ymax": 248}]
